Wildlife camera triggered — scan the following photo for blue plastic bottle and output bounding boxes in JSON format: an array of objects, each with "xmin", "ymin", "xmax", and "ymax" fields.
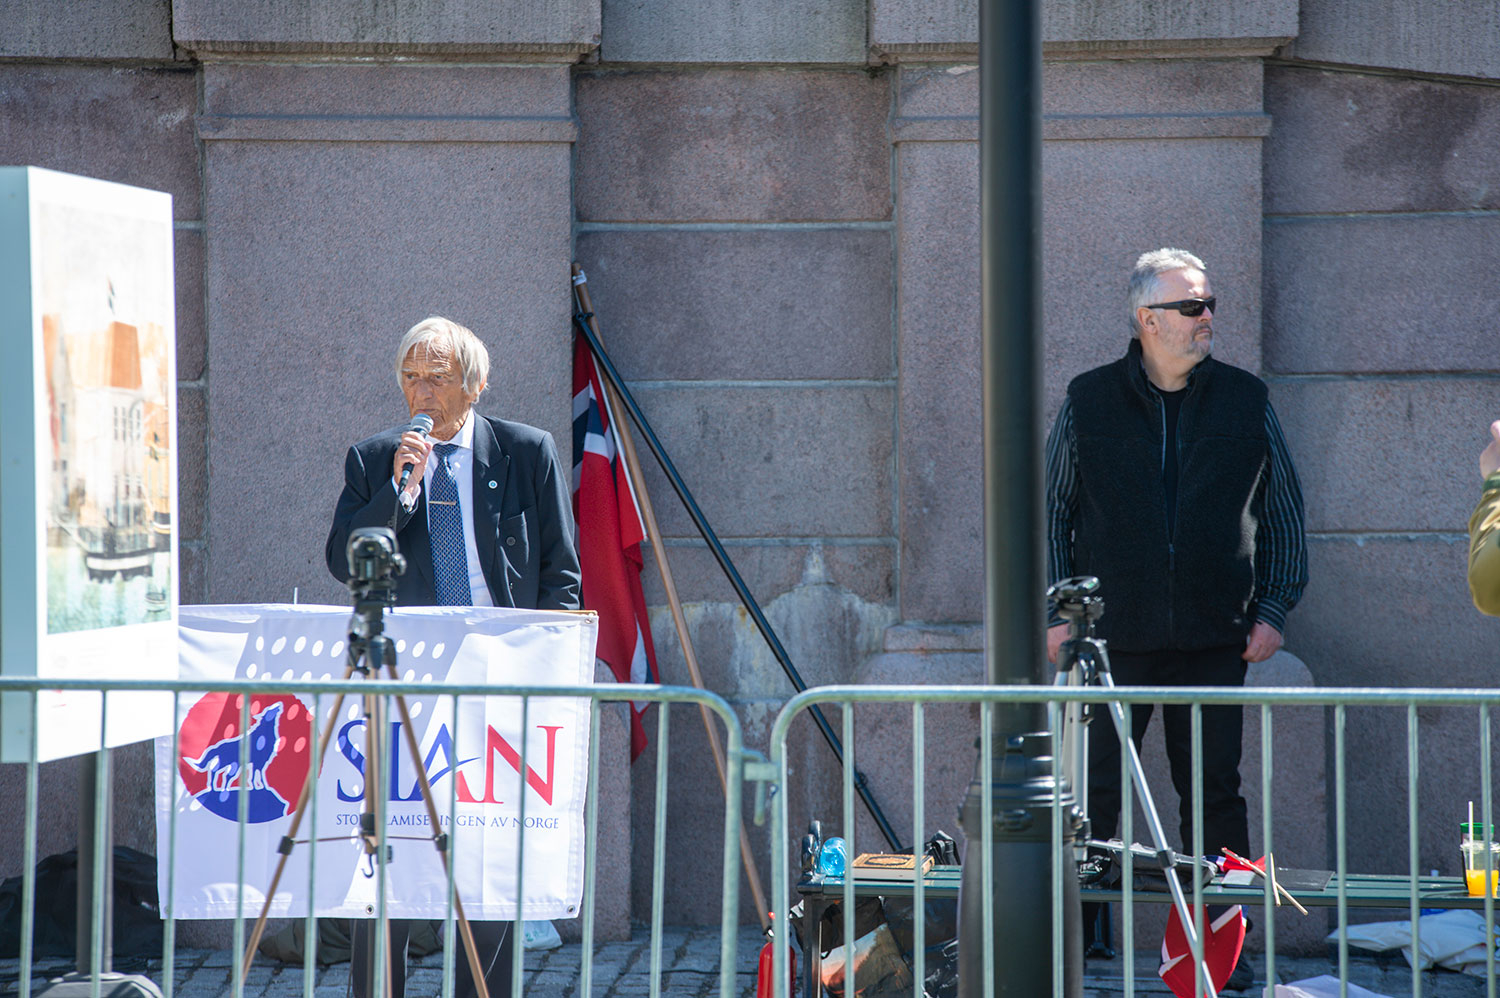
[{"xmin": 818, "ymin": 836, "xmax": 848, "ymax": 877}]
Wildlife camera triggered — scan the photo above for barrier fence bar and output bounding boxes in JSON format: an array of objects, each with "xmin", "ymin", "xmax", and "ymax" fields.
[
  {"xmin": 163, "ymin": 690, "xmax": 181, "ymax": 998},
  {"xmin": 233, "ymin": 691, "xmax": 251, "ymax": 998},
  {"xmin": 579, "ymin": 699, "xmax": 602, "ymax": 998},
  {"xmin": 441, "ymin": 692, "xmax": 463, "ymax": 998},
  {"xmin": 1261, "ymin": 703, "xmax": 1277, "ymax": 989},
  {"xmin": 515, "ymin": 693, "xmax": 532, "ymax": 998},
  {"xmin": 302, "ymin": 690, "xmax": 321, "ymax": 998},
  {"xmin": 841, "ymin": 702, "xmax": 855, "ymax": 993},
  {"xmin": 911, "ymin": 702, "xmax": 926, "ymax": 998},
  {"xmin": 1483, "ymin": 705, "xmax": 1497, "ymax": 998},
  {"xmin": 1121, "ymin": 701, "xmax": 1135, "ymax": 997},
  {"xmin": 1336, "ymin": 703, "xmax": 1350, "ymax": 992},
  {"xmin": 1189, "ymin": 703, "xmax": 1206, "ymax": 998},
  {"xmin": 649, "ymin": 704, "xmax": 670, "ymax": 998},
  {"xmin": 21, "ymin": 693, "xmax": 38, "ymax": 998},
  {"xmin": 1404, "ymin": 699, "xmax": 1416, "ymax": 996}
]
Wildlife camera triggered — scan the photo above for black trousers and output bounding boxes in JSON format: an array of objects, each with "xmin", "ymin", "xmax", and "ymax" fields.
[
  {"xmin": 351, "ymin": 919, "xmax": 513, "ymax": 998},
  {"xmin": 1085, "ymin": 643, "xmax": 1250, "ymax": 861}
]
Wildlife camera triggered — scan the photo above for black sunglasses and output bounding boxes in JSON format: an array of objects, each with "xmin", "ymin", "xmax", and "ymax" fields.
[{"xmin": 1146, "ymin": 296, "xmax": 1216, "ymax": 317}]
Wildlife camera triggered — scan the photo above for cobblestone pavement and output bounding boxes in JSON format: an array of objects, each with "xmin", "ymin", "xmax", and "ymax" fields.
[
  {"xmin": 3, "ymin": 926, "xmax": 764, "ymax": 998},
  {"xmin": 5, "ymin": 930, "xmax": 1497, "ymax": 997}
]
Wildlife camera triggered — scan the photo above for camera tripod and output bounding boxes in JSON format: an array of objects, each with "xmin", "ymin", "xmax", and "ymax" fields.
[
  {"xmin": 1049, "ymin": 576, "xmax": 1221, "ymax": 998},
  {"xmin": 240, "ymin": 527, "xmax": 491, "ymax": 998}
]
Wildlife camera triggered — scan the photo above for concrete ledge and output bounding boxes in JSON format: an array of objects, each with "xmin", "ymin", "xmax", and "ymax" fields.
[
  {"xmin": 171, "ymin": 0, "xmax": 601, "ymax": 58},
  {"xmin": 870, "ymin": 0, "xmax": 1296, "ymax": 61},
  {"xmin": 198, "ymin": 115, "xmax": 578, "ymax": 143},
  {"xmin": 0, "ymin": 0, "xmax": 173, "ymax": 60},
  {"xmin": 1284, "ymin": 1, "xmax": 1500, "ymax": 81},
  {"xmin": 180, "ymin": 42, "xmax": 592, "ymax": 59},
  {"xmin": 892, "ymin": 112, "xmax": 1272, "ymax": 143},
  {"xmin": 875, "ymin": 37, "xmax": 1293, "ymax": 64}
]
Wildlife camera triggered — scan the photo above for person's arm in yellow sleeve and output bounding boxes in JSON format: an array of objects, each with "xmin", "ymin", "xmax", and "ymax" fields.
[{"xmin": 1469, "ymin": 420, "xmax": 1500, "ymax": 616}]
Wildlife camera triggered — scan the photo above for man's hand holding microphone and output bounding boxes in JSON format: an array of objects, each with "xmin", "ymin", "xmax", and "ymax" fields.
[{"xmin": 393, "ymin": 413, "xmax": 435, "ymax": 509}]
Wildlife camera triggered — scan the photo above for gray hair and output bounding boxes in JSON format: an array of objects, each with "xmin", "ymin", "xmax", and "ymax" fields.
[
  {"xmin": 395, "ymin": 316, "xmax": 490, "ymax": 396},
  {"xmin": 1127, "ymin": 247, "xmax": 1207, "ymax": 337}
]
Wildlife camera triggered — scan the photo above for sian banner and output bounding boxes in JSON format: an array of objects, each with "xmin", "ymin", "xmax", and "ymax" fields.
[{"xmin": 156, "ymin": 604, "xmax": 597, "ymax": 920}]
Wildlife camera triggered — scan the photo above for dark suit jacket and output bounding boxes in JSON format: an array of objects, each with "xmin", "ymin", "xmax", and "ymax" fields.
[{"xmin": 326, "ymin": 414, "xmax": 581, "ymax": 611}]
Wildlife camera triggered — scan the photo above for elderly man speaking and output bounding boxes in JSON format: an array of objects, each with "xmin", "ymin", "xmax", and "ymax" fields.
[{"xmin": 326, "ymin": 316, "xmax": 581, "ymax": 998}]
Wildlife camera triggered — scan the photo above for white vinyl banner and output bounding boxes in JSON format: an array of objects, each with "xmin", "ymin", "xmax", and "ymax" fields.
[{"xmin": 155, "ymin": 604, "xmax": 597, "ymax": 921}]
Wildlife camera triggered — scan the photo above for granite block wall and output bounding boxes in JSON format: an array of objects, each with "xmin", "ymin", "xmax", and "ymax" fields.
[
  {"xmin": 1264, "ymin": 53, "xmax": 1500, "ymax": 886},
  {"xmin": 4, "ymin": 0, "xmax": 1500, "ymax": 949},
  {"xmin": 601, "ymin": 0, "xmax": 866, "ymax": 64},
  {"xmin": 198, "ymin": 62, "xmax": 577, "ymax": 606},
  {"xmin": 894, "ymin": 57, "xmax": 1271, "ymax": 623},
  {"xmin": 574, "ymin": 62, "xmax": 899, "ymax": 923}
]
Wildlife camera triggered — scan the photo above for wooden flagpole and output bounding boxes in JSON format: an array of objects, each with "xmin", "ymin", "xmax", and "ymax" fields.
[{"xmin": 571, "ymin": 263, "xmax": 772, "ymax": 931}]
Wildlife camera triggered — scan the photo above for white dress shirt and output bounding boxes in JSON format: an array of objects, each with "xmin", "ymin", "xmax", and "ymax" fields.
[{"xmin": 394, "ymin": 410, "xmax": 494, "ymax": 607}]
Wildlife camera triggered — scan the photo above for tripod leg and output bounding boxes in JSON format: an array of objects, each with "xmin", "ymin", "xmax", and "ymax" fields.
[
  {"xmin": 1053, "ymin": 664, "xmax": 1090, "ymax": 862},
  {"xmin": 240, "ymin": 675, "xmax": 357, "ymax": 978},
  {"xmin": 1097, "ymin": 671, "xmax": 1219, "ymax": 998},
  {"xmin": 381, "ymin": 668, "xmax": 493, "ymax": 998}
]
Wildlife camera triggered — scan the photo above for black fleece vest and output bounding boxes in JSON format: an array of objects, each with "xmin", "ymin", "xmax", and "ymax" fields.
[{"xmin": 1068, "ymin": 341, "xmax": 1269, "ymax": 652}]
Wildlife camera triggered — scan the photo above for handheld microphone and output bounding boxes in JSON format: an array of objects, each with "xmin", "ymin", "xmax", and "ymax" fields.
[{"xmin": 396, "ymin": 413, "xmax": 435, "ymax": 493}]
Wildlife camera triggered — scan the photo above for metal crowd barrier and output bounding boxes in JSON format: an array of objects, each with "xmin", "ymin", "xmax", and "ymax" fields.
[
  {"xmin": 764, "ymin": 683, "xmax": 1500, "ymax": 998},
  {"xmin": 0, "ymin": 676, "xmax": 751, "ymax": 998}
]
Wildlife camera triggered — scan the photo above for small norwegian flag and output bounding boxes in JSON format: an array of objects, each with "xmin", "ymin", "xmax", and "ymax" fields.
[
  {"xmin": 1158, "ymin": 902, "xmax": 1245, "ymax": 998},
  {"xmin": 571, "ymin": 334, "xmax": 659, "ymax": 759}
]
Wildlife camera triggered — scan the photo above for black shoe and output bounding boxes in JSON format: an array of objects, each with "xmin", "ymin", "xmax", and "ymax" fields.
[
  {"xmin": 1081, "ymin": 901, "xmax": 1115, "ymax": 959},
  {"xmin": 1222, "ymin": 959, "xmax": 1253, "ymax": 992}
]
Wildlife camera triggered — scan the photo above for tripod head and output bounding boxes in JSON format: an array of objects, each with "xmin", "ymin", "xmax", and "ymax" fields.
[{"xmin": 1047, "ymin": 575, "xmax": 1103, "ymax": 639}]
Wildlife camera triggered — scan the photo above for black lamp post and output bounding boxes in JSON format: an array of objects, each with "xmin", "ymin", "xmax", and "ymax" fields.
[{"xmin": 955, "ymin": 1, "xmax": 1083, "ymax": 994}]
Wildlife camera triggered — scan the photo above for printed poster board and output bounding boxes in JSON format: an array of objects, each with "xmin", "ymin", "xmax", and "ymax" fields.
[
  {"xmin": 0, "ymin": 166, "xmax": 178, "ymax": 762},
  {"xmin": 158, "ymin": 604, "xmax": 596, "ymax": 920}
]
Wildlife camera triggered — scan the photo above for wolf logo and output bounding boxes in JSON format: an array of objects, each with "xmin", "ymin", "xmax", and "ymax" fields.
[{"xmin": 186, "ymin": 701, "xmax": 285, "ymax": 792}]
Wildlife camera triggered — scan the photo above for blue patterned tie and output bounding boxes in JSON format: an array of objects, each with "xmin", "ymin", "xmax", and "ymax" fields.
[{"xmin": 427, "ymin": 443, "xmax": 470, "ymax": 605}]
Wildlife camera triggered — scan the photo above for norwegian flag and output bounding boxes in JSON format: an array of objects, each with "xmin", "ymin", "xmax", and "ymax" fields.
[
  {"xmin": 1158, "ymin": 901, "xmax": 1245, "ymax": 998},
  {"xmin": 571, "ymin": 334, "xmax": 658, "ymax": 759}
]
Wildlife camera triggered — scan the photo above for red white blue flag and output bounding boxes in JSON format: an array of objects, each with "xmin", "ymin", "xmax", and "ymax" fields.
[
  {"xmin": 1158, "ymin": 901, "xmax": 1245, "ymax": 998},
  {"xmin": 571, "ymin": 334, "xmax": 658, "ymax": 759}
]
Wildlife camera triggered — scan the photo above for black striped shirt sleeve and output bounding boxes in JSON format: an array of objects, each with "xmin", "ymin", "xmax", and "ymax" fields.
[
  {"xmin": 1044, "ymin": 395, "xmax": 1078, "ymax": 597},
  {"xmin": 1253, "ymin": 401, "xmax": 1308, "ymax": 632}
]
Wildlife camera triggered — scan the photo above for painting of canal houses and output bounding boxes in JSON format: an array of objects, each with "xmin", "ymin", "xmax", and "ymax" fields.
[
  {"xmin": 42, "ymin": 301, "xmax": 173, "ymax": 628},
  {"xmin": 0, "ymin": 167, "xmax": 178, "ymax": 762}
]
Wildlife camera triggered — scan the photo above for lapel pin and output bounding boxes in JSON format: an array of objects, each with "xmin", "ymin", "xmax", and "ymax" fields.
[{"xmin": 487, "ymin": 480, "xmax": 497, "ymax": 489}]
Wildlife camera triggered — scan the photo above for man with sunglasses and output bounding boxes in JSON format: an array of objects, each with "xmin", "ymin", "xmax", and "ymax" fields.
[{"xmin": 1044, "ymin": 248, "xmax": 1308, "ymax": 982}]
